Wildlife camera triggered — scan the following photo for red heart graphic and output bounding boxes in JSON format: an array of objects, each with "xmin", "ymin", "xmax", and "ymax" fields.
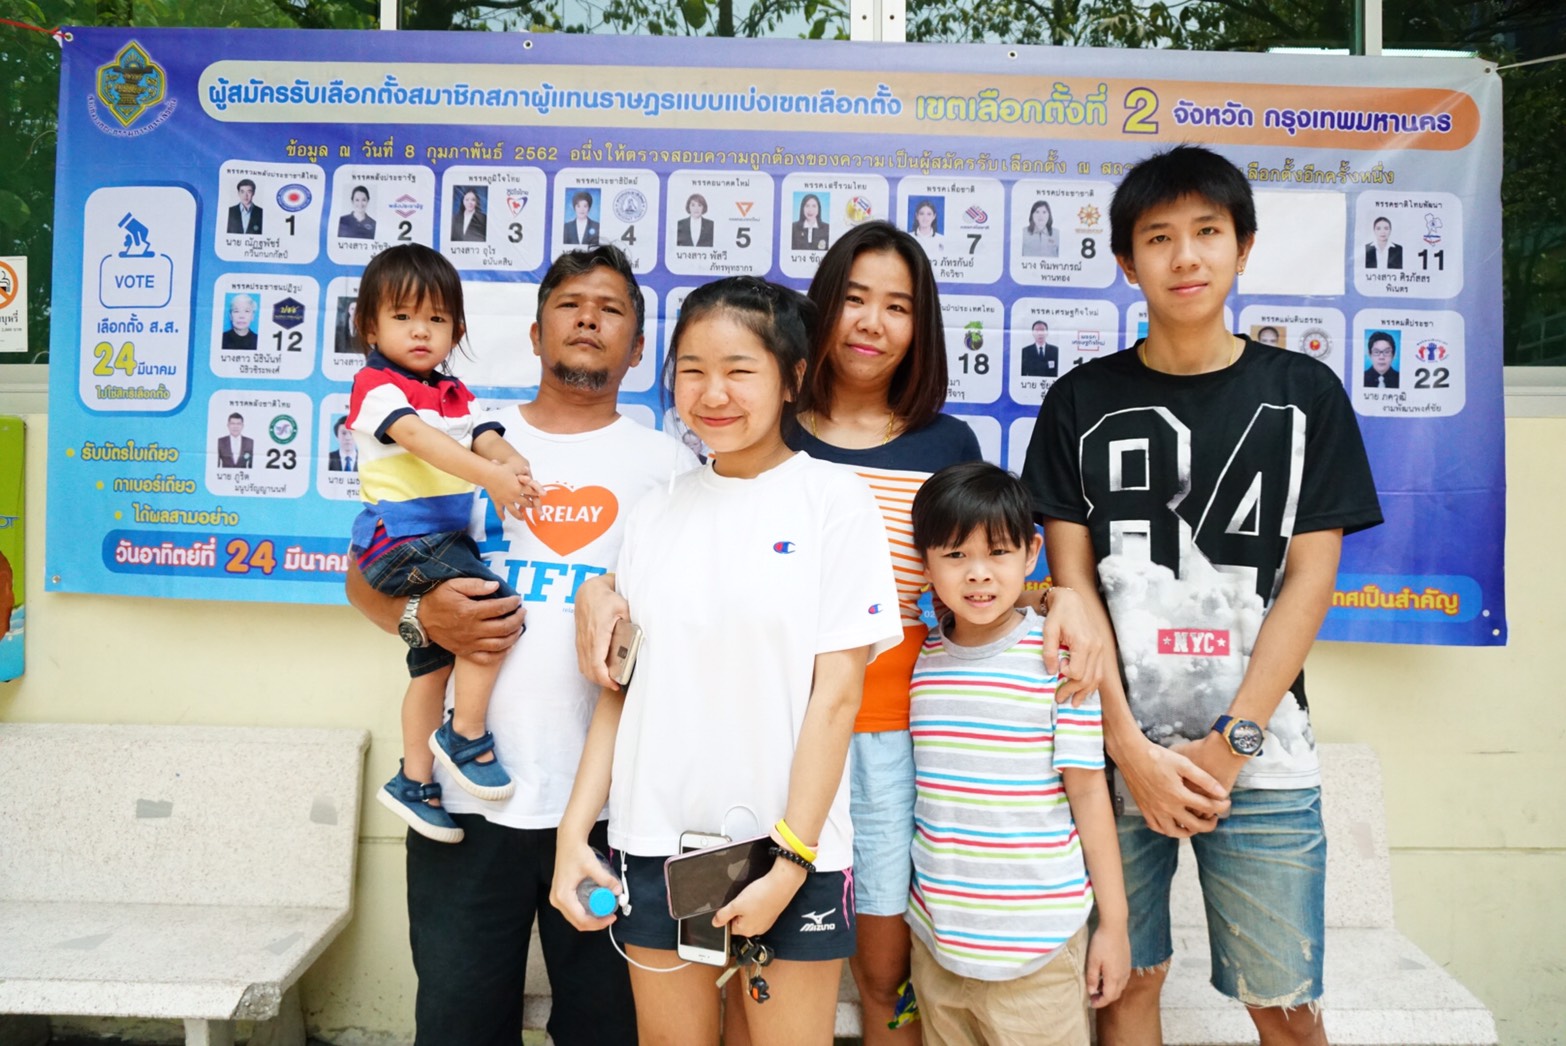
[{"xmin": 525, "ymin": 484, "xmax": 619, "ymax": 556}]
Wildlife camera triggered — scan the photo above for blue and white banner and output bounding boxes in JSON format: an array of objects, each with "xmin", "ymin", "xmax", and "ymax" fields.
[{"xmin": 47, "ymin": 27, "xmax": 1505, "ymax": 644}]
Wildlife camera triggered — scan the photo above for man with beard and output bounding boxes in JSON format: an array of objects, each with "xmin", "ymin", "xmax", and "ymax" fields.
[{"xmin": 348, "ymin": 244, "xmax": 697, "ymax": 1046}]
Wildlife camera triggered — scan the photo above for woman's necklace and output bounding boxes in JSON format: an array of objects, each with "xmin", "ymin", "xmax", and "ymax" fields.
[
  {"xmin": 807, "ymin": 410, "xmax": 895, "ymax": 446},
  {"xmin": 1138, "ymin": 336, "xmax": 1242, "ymax": 374}
]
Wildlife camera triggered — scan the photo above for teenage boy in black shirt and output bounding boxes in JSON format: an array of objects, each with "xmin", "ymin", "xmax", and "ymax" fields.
[{"xmin": 1023, "ymin": 145, "xmax": 1382, "ymax": 1045}]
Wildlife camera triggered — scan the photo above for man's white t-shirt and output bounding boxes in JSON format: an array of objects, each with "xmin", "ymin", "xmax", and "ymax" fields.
[
  {"xmin": 435, "ymin": 408, "xmax": 700, "ymax": 829},
  {"xmin": 607, "ymin": 452, "xmax": 902, "ymax": 869}
]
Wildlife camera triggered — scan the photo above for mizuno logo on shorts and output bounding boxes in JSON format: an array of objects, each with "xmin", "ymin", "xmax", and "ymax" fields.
[{"xmin": 800, "ymin": 908, "xmax": 837, "ymax": 932}]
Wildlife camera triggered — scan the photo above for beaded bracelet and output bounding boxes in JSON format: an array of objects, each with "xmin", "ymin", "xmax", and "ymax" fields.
[{"xmin": 768, "ymin": 845, "xmax": 816, "ymax": 874}]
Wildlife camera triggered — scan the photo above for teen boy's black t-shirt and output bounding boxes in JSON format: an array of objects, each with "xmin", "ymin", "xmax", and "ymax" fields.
[{"xmin": 1021, "ymin": 338, "xmax": 1382, "ymax": 788}]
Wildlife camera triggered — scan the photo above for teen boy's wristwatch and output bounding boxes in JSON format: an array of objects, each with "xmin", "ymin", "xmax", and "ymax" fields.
[
  {"xmin": 1212, "ymin": 715, "xmax": 1265, "ymax": 757},
  {"xmin": 398, "ymin": 594, "xmax": 430, "ymax": 649}
]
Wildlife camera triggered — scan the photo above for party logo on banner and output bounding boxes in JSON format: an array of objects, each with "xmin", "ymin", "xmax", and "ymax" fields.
[{"xmin": 93, "ymin": 41, "xmax": 170, "ymax": 132}]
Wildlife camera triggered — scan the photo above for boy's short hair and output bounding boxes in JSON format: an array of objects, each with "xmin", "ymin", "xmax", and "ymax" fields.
[
  {"xmin": 354, "ymin": 243, "xmax": 466, "ymax": 357},
  {"xmin": 1109, "ymin": 144, "xmax": 1257, "ymax": 260},
  {"xmin": 912, "ymin": 461, "xmax": 1033, "ymax": 553}
]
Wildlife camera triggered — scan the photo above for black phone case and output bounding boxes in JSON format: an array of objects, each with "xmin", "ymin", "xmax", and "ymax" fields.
[{"xmin": 663, "ymin": 836, "xmax": 773, "ymax": 920}]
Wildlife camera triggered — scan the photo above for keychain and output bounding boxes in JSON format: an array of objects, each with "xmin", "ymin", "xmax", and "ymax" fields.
[{"xmin": 715, "ymin": 937, "xmax": 773, "ymax": 1003}]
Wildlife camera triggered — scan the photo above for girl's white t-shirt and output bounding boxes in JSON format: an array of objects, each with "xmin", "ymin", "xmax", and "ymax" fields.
[{"xmin": 607, "ymin": 452, "xmax": 902, "ymax": 869}]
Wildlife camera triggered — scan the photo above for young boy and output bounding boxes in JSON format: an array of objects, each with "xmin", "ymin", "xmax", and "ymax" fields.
[
  {"xmin": 906, "ymin": 461, "xmax": 1129, "ymax": 1046},
  {"xmin": 1021, "ymin": 145, "xmax": 1383, "ymax": 1044}
]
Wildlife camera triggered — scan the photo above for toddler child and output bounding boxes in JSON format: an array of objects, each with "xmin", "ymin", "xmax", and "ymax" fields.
[{"xmin": 348, "ymin": 243, "xmax": 540, "ymax": 843}]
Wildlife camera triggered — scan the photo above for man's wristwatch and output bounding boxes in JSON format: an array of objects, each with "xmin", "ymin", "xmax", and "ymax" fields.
[
  {"xmin": 398, "ymin": 594, "xmax": 430, "ymax": 649},
  {"xmin": 1212, "ymin": 714, "xmax": 1265, "ymax": 757}
]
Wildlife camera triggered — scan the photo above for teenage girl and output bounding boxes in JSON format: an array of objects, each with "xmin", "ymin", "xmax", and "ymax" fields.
[{"xmin": 551, "ymin": 277, "xmax": 903, "ymax": 1045}]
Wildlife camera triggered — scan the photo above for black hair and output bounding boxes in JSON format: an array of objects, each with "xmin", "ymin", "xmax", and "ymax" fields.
[
  {"xmin": 236, "ymin": 178, "xmax": 256, "ymax": 192},
  {"xmin": 227, "ymin": 412, "xmax": 244, "ymax": 423},
  {"xmin": 351, "ymin": 184, "xmax": 370, "ymax": 201},
  {"xmin": 664, "ymin": 276, "xmax": 815, "ymax": 436},
  {"xmin": 1109, "ymin": 144, "xmax": 1257, "ymax": 260},
  {"xmin": 536, "ymin": 244, "xmax": 645, "ymax": 336},
  {"xmin": 1367, "ymin": 330, "xmax": 1397, "ymax": 352},
  {"xmin": 800, "ymin": 220, "xmax": 948, "ymax": 432},
  {"xmin": 912, "ymin": 461, "xmax": 1034, "ymax": 554},
  {"xmin": 353, "ymin": 243, "xmax": 466, "ymax": 359},
  {"xmin": 798, "ymin": 193, "xmax": 822, "ymax": 222},
  {"xmin": 686, "ymin": 193, "xmax": 708, "ymax": 213},
  {"xmin": 333, "ymin": 415, "xmax": 348, "ymax": 435},
  {"xmin": 571, "ymin": 190, "xmax": 594, "ymax": 208}
]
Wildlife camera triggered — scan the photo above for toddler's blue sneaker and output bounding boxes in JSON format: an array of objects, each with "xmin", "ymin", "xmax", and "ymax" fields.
[
  {"xmin": 377, "ymin": 764, "xmax": 464, "ymax": 844},
  {"xmin": 430, "ymin": 716, "xmax": 515, "ymax": 801}
]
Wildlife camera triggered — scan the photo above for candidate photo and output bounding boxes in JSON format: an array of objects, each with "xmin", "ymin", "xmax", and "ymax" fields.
[
  {"xmin": 563, "ymin": 189, "xmax": 600, "ymax": 245},
  {"xmin": 1019, "ymin": 320, "xmax": 1060, "ymax": 377},
  {"xmin": 227, "ymin": 178, "xmax": 263, "ymax": 235},
  {"xmin": 334, "ymin": 297, "xmax": 359, "ymax": 354},
  {"xmin": 327, "ymin": 416, "xmax": 357, "ymax": 472},
  {"xmin": 1364, "ymin": 215, "xmax": 1403, "ymax": 269},
  {"xmin": 791, "ymin": 192, "xmax": 829, "ymax": 251},
  {"xmin": 337, "ymin": 185, "xmax": 376, "ymax": 240},
  {"xmin": 1020, "ymin": 199, "xmax": 1059, "ymax": 258},
  {"xmin": 1364, "ymin": 330, "xmax": 1400, "ymax": 388},
  {"xmin": 451, "ymin": 186, "xmax": 488, "ymax": 242},
  {"xmin": 676, "ymin": 193, "xmax": 715, "ymax": 247},
  {"xmin": 216, "ymin": 412, "xmax": 255, "ymax": 469},
  {"xmin": 221, "ymin": 293, "xmax": 258, "ymax": 351},
  {"xmin": 909, "ymin": 197, "xmax": 945, "ymax": 257},
  {"xmin": 1252, "ymin": 324, "xmax": 1285, "ymax": 348}
]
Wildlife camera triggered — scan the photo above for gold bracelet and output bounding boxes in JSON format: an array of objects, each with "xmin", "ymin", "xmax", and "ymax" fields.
[{"xmin": 773, "ymin": 819, "xmax": 818, "ymax": 864}]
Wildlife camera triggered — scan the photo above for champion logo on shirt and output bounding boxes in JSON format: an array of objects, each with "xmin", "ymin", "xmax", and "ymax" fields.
[
  {"xmin": 868, "ymin": 604, "xmax": 884, "ymax": 614},
  {"xmin": 773, "ymin": 541, "xmax": 797, "ymax": 554}
]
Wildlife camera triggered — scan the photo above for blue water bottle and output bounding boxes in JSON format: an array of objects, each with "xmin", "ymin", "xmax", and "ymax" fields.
[{"xmin": 576, "ymin": 848, "xmax": 620, "ymax": 917}]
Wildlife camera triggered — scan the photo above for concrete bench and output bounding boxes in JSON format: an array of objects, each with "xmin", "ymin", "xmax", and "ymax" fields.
[
  {"xmin": 520, "ymin": 744, "xmax": 1495, "ymax": 1044},
  {"xmin": 0, "ymin": 724, "xmax": 369, "ymax": 1046}
]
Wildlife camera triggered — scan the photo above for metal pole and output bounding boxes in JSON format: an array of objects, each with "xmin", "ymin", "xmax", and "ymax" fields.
[{"xmin": 380, "ymin": 0, "xmax": 399, "ymax": 30}]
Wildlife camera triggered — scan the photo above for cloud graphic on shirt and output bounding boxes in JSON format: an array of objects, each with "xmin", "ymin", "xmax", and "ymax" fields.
[{"xmin": 1100, "ymin": 536, "xmax": 1314, "ymax": 766}]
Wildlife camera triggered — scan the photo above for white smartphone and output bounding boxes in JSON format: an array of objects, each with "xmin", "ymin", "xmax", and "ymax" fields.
[
  {"xmin": 675, "ymin": 831, "xmax": 731, "ymax": 967},
  {"xmin": 607, "ymin": 619, "xmax": 644, "ymax": 688}
]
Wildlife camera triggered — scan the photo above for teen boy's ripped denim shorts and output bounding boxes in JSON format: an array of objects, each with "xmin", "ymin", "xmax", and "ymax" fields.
[{"xmin": 1117, "ymin": 785, "xmax": 1326, "ymax": 1009}]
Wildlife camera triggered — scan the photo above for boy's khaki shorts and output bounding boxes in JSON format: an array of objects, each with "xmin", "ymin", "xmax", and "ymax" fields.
[{"xmin": 909, "ymin": 924, "xmax": 1090, "ymax": 1046}]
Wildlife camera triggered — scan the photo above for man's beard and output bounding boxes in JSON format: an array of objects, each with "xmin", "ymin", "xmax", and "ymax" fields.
[{"xmin": 552, "ymin": 361, "xmax": 610, "ymax": 391}]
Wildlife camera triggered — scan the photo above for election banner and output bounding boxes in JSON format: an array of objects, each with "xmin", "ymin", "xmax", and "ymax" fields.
[{"xmin": 46, "ymin": 27, "xmax": 1505, "ymax": 644}]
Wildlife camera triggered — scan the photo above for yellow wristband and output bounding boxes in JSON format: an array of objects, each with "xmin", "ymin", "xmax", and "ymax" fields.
[{"xmin": 773, "ymin": 819, "xmax": 818, "ymax": 865}]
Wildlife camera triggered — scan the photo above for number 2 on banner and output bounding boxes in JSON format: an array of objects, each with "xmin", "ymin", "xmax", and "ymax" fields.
[
  {"xmin": 225, "ymin": 538, "xmax": 277, "ymax": 575},
  {"xmin": 1123, "ymin": 88, "xmax": 1159, "ymax": 134}
]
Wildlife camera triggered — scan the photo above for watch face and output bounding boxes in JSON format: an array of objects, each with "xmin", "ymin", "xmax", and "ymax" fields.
[
  {"xmin": 1229, "ymin": 720, "xmax": 1265, "ymax": 756},
  {"xmin": 398, "ymin": 620, "xmax": 425, "ymax": 648}
]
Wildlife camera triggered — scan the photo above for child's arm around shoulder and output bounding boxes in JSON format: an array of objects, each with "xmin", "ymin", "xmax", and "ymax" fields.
[
  {"xmin": 1061, "ymin": 762, "xmax": 1130, "ymax": 1008},
  {"xmin": 383, "ymin": 416, "xmax": 541, "ymax": 520}
]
